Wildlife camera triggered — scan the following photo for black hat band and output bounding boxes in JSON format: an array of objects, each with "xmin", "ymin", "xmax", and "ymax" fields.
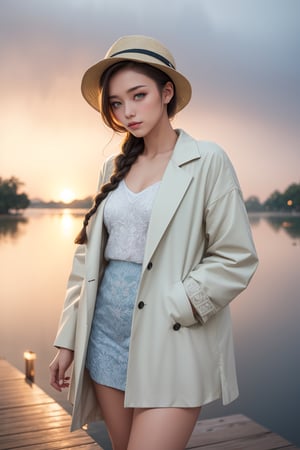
[{"xmin": 110, "ymin": 48, "xmax": 175, "ymax": 70}]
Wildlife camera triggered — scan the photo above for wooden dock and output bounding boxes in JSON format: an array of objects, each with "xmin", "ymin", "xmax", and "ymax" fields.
[
  {"xmin": 0, "ymin": 359, "xmax": 102, "ymax": 449},
  {"xmin": 186, "ymin": 414, "xmax": 298, "ymax": 449},
  {"xmin": 0, "ymin": 359, "xmax": 298, "ymax": 449}
]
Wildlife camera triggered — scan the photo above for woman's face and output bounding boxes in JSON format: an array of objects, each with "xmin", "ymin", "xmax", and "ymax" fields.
[{"xmin": 107, "ymin": 68, "xmax": 173, "ymax": 138}]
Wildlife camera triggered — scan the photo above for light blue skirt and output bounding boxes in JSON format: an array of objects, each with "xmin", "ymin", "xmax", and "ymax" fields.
[{"xmin": 86, "ymin": 260, "xmax": 142, "ymax": 390}]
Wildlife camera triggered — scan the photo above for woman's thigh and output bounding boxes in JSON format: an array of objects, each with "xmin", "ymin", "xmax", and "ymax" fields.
[
  {"xmin": 93, "ymin": 383, "xmax": 133, "ymax": 450},
  {"xmin": 127, "ymin": 406, "xmax": 201, "ymax": 450}
]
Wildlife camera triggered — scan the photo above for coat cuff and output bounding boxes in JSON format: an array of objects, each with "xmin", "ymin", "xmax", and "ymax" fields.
[{"xmin": 183, "ymin": 278, "xmax": 218, "ymax": 324}]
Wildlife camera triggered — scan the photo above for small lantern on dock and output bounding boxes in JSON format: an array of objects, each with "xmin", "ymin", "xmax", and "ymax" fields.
[{"xmin": 23, "ymin": 350, "xmax": 36, "ymax": 382}]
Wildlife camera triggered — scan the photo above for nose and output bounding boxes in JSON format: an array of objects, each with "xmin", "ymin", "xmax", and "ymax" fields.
[{"xmin": 124, "ymin": 101, "xmax": 135, "ymax": 119}]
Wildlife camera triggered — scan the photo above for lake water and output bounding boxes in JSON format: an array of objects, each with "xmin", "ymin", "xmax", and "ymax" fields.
[{"xmin": 0, "ymin": 209, "xmax": 299, "ymax": 447}]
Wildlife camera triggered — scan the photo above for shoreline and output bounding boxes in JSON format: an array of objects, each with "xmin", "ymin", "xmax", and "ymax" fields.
[
  {"xmin": 248, "ymin": 211, "xmax": 300, "ymax": 217},
  {"xmin": 1, "ymin": 209, "xmax": 300, "ymax": 216}
]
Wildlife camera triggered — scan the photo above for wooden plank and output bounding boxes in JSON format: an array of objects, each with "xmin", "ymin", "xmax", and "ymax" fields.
[
  {"xmin": 0, "ymin": 428, "xmax": 98, "ymax": 449},
  {"xmin": 0, "ymin": 359, "xmax": 24, "ymax": 380},
  {"xmin": 0, "ymin": 359, "xmax": 103, "ymax": 450},
  {"xmin": 16, "ymin": 443, "xmax": 101, "ymax": 450},
  {"xmin": 187, "ymin": 414, "xmax": 262, "ymax": 446},
  {"xmin": 0, "ymin": 402, "xmax": 64, "ymax": 422},
  {"xmin": 189, "ymin": 434, "xmax": 297, "ymax": 449},
  {"xmin": 1, "ymin": 415, "xmax": 72, "ymax": 435},
  {"xmin": 186, "ymin": 414, "xmax": 297, "ymax": 449}
]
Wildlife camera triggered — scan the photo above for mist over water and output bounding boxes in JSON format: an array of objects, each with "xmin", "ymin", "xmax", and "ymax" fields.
[{"xmin": 1, "ymin": 209, "xmax": 299, "ymax": 447}]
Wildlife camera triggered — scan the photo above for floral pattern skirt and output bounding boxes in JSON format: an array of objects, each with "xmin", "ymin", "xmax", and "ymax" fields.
[{"xmin": 86, "ymin": 260, "xmax": 142, "ymax": 391}]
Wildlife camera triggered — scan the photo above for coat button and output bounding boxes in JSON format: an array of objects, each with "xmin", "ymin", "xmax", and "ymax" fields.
[
  {"xmin": 147, "ymin": 262, "xmax": 153, "ymax": 270},
  {"xmin": 173, "ymin": 322, "xmax": 181, "ymax": 331},
  {"xmin": 138, "ymin": 301, "xmax": 145, "ymax": 309}
]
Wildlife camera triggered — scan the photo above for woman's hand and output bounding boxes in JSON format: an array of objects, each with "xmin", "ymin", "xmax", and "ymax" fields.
[{"xmin": 49, "ymin": 348, "xmax": 74, "ymax": 392}]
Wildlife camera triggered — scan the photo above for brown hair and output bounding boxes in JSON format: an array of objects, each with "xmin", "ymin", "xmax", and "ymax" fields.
[{"xmin": 74, "ymin": 61, "xmax": 177, "ymax": 245}]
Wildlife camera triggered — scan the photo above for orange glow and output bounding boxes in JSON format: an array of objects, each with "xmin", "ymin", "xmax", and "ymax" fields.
[
  {"xmin": 24, "ymin": 351, "xmax": 36, "ymax": 361},
  {"xmin": 59, "ymin": 189, "xmax": 75, "ymax": 204}
]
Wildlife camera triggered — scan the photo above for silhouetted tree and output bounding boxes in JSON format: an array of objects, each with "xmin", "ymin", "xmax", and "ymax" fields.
[
  {"xmin": 0, "ymin": 177, "xmax": 30, "ymax": 214},
  {"xmin": 264, "ymin": 184, "xmax": 300, "ymax": 211},
  {"xmin": 245, "ymin": 196, "xmax": 263, "ymax": 212},
  {"xmin": 264, "ymin": 190, "xmax": 286, "ymax": 211},
  {"xmin": 282, "ymin": 183, "xmax": 300, "ymax": 211}
]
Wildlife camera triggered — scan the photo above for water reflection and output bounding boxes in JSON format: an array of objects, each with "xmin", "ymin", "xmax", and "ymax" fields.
[
  {"xmin": 2, "ymin": 211, "xmax": 299, "ymax": 241},
  {"xmin": 4, "ymin": 211, "xmax": 296, "ymax": 243},
  {"xmin": 249, "ymin": 213, "xmax": 300, "ymax": 242},
  {"xmin": 248, "ymin": 213, "xmax": 261, "ymax": 227},
  {"xmin": 265, "ymin": 216, "xmax": 300, "ymax": 239},
  {"xmin": 60, "ymin": 209, "xmax": 80, "ymax": 236},
  {"xmin": 0, "ymin": 215, "xmax": 28, "ymax": 241},
  {"xmin": 0, "ymin": 208, "xmax": 86, "ymax": 241}
]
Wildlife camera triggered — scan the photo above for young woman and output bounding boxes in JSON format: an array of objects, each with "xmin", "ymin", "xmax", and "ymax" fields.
[{"xmin": 49, "ymin": 35, "xmax": 258, "ymax": 450}]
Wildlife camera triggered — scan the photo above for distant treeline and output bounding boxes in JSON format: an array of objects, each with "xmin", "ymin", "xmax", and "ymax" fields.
[
  {"xmin": 32, "ymin": 182, "xmax": 300, "ymax": 213},
  {"xmin": 30, "ymin": 197, "xmax": 93, "ymax": 209},
  {"xmin": 1, "ymin": 176, "xmax": 300, "ymax": 215},
  {"xmin": 245, "ymin": 183, "xmax": 300, "ymax": 212}
]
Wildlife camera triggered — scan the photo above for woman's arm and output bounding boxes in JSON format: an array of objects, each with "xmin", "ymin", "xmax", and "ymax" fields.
[
  {"xmin": 182, "ymin": 144, "xmax": 258, "ymax": 324},
  {"xmin": 184, "ymin": 187, "xmax": 258, "ymax": 324}
]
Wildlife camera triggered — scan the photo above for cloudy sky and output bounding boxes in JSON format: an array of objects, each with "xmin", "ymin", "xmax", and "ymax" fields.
[{"xmin": 1, "ymin": 0, "xmax": 299, "ymax": 202}]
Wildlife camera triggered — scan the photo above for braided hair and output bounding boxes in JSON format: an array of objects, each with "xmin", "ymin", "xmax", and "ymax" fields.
[{"xmin": 74, "ymin": 61, "xmax": 177, "ymax": 245}]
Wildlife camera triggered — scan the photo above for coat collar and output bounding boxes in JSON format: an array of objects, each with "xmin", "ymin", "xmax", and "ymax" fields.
[
  {"xmin": 172, "ymin": 129, "xmax": 201, "ymax": 166},
  {"xmin": 142, "ymin": 130, "xmax": 201, "ymax": 270}
]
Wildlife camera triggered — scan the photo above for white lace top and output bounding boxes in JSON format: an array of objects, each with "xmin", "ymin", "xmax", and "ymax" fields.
[{"xmin": 104, "ymin": 179, "xmax": 161, "ymax": 264}]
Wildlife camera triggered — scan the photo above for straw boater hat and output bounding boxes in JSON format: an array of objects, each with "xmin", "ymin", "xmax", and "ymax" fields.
[{"xmin": 81, "ymin": 35, "xmax": 192, "ymax": 114}]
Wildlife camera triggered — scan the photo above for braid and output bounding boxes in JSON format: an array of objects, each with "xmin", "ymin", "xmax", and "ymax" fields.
[{"xmin": 74, "ymin": 134, "xmax": 144, "ymax": 244}]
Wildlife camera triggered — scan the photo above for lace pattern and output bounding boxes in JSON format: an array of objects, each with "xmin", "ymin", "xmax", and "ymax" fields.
[{"xmin": 104, "ymin": 180, "xmax": 160, "ymax": 264}]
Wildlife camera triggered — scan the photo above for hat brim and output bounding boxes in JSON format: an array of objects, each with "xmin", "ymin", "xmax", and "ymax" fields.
[{"xmin": 81, "ymin": 55, "xmax": 192, "ymax": 114}]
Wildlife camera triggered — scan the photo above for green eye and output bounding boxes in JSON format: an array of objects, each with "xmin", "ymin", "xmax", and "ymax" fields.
[
  {"xmin": 134, "ymin": 93, "xmax": 146, "ymax": 100},
  {"xmin": 111, "ymin": 101, "xmax": 121, "ymax": 109}
]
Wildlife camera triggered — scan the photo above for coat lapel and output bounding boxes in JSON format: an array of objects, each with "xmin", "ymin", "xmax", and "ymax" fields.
[{"xmin": 143, "ymin": 130, "xmax": 200, "ymax": 270}]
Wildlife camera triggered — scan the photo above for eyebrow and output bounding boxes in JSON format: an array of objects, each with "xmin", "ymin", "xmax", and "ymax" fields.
[{"xmin": 109, "ymin": 84, "xmax": 147, "ymax": 99}]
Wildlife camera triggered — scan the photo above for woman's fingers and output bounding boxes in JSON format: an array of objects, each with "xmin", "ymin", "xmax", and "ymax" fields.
[{"xmin": 49, "ymin": 349, "xmax": 73, "ymax": 391}]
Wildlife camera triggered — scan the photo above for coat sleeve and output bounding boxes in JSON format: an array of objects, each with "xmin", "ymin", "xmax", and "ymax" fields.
[
  {"xmin": 54, "ymin": 244, "xmax": 86, "ymax": 349},
  {"xmin": 183, "ymin": 147, "xmax": 258, "ymax": 324},
  {"xmin": 53, "ymin": 155, "xmax": 115, "ymax": 349}
]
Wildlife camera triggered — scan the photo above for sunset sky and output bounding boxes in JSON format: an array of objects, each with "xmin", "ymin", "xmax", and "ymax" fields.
[{"xmin": 1, "ymin": 0, "xmax": 299, "ymax": 203}]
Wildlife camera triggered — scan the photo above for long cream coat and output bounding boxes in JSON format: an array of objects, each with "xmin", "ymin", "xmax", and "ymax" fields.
[{"xmin": 54, "ymin": 130, "xmax": 258, "ymax": 430}]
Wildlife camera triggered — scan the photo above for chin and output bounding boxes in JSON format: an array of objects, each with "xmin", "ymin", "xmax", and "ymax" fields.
[{"xmin": 128, "ymin": 129, "xmax": 147, "ymax": 138}]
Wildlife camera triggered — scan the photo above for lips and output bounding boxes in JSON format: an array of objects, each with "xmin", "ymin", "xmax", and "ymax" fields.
[{"xmin": 127, "ymin": 121, "xmax": 142, "ymax": 130}]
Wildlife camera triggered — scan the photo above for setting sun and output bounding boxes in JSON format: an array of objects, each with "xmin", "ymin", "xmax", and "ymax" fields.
[{"xmin": 59, "ymin": 188, "xmax": 75, "ymax": 204}]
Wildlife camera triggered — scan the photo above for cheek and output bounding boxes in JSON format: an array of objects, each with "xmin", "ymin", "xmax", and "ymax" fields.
[
  {"xmin": 144, "ymin": 95, "xmax": 163, "ymax": 113},
  {"xmin": 111, "ymin": 108, "xmax": 123, "ymax": 122}
]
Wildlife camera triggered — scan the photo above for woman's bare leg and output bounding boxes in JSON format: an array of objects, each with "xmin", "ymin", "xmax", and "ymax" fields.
[
  {"xmin": 93, "ymin": 383, "xmax": 133, "ymax": 450},
  {"xmin": 127, "ymin": 407, "xmax": 201, "ymax": 450}
]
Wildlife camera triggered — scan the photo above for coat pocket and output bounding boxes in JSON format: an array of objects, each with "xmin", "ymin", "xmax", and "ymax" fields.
[{"xmin": 167, "ymin": 281, "xmax": 199, "ymax": 327}]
